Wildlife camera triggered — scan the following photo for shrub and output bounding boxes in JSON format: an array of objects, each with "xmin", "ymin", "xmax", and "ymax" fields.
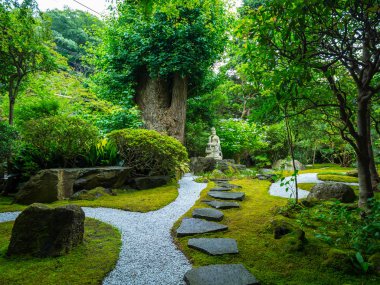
[
  {"xmin": 20, "ymin": 115, "xmax": 99, "ymax": 168},
  {"xmin": 0, "ymin": 121, "xmax": 18, "ymax": 171},
  {"xmin": 108, "ymin": 129, "xmax": 189, "ymax": 177}
]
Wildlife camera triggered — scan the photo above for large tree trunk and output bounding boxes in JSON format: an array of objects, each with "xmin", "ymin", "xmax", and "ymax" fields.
[
  {"xmin": 357, "ymin": 97, "xmax": 374, "ymax": 209},
  {"xmin": 136, "ymin": 71, "xmax": 188, "ymax": 143}
]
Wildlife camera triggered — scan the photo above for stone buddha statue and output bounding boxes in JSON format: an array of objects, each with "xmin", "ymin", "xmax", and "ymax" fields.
[{"xmin": 205, "ymin": 127, "xmax": 223, "ymax": 160}]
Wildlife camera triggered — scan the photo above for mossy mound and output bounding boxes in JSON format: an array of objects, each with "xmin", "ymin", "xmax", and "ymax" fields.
[
  {"xmin": 70, "ymin": 187, "xmax": 114, "ymax": 201},
  {"xmin": 322, "ymin": 248, "xmax": 355, "ymax": 273}
]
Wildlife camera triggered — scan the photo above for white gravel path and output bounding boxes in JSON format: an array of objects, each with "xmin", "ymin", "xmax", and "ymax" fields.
[
  {"xmin": 269, "ymin": 173, "xmax": 359, "ymax": 199},
  {"xmin": 0, "ymin": 173, "xmax": 207, "ymax": 285}
]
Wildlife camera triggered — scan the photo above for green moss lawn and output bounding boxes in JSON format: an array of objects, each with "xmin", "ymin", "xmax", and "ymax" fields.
[
  {"xmin": 0, "ymin": 183, "xmax": 179, "ymax": 213},
  {"xmin": 0, "ymin": 218, "xmax": 121, "ymax": 285},
  {"xmin": 173, "ymin": 179, "xmax": 379, "ymax": 285}
]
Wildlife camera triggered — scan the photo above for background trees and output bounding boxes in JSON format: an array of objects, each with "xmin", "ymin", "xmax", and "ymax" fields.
[{"xmin": 0, "ymin": 0, "xmax": 57, "ymax": 125}]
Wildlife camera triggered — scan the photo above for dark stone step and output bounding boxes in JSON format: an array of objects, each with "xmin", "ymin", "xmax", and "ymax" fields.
[
  {"xmin": 209, "ymin": 187, "xmax": 232, "ymax": 192},
  {"xmin": 176, "ymin": 218, "xmax": 228, "ymax": 237},
  {"xmin": 184, "ymin": 264, "xmax": 260, "ymax": 285},
  {"xmin": 188, "ymin": 238, "xmax": 238, "ymax": 255},
  {"xmin": 208, "ymin": 191, "xmax": 245, "ymax": 201},
  {"xmin": 204, "ymin": 200, "xmax": 240, "ymax": 209},
  {"xmin": 192, "ymin": 208, "xmax": 224, "ymax": 221}
]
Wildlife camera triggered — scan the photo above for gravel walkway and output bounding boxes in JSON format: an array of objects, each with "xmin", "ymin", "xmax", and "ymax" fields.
[
  {"xmin": 0, "ymin": 174, "xmax": 207, "ymax": 285},
  {"xmin": 269, "ymin": 173, "xmax": 359, "ymax": 199}
]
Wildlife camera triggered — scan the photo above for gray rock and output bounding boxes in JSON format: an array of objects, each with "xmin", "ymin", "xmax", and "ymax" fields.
[
  {"xmin": 209, "ymin": 187, "xmax": 232, "ymax": 191},
  {"xmin": 15, "ymin": 167, "xmax": 131, "ymax": 204},
  {"xmin": 190, "ymin": 157, "xmax": 217, "ymax": 174},
  {"xmin": 307, "ymin": 183, "xmax": 356, "ymax": 203},
  {"xmin": 192, "ymin": 208, "xmax": 224, "ymax": 221},
  {"xmin": 128, "ymin": 176, "xmax": 170, "ymax": 190},
  {"xmin": 188, "ymin": 238, "xmax": 238, "ymax": 255},
  {"xmin": 176, "ymin": 218, "xmax": 228, "ymax": 237},
  {"xmin": 204, "ymin": 200, "xmax": 240, "ymax": 209},
  {"xmin": 7, "ymin": 204, "xmax": 85, "ymax": 257},
  {"xmin": 208, "ymin": 191, "xmax": 245, "ymax": 201},
  {"xmin": 184, "ymin": 264, "xmax": 259, "ymax": 285},
  {"xmin": 216, "ymin": 183, "xmax": 242, "ymax": 189},
  {"xmin": 272, "ymin": 159, "xmax": 305, "ymax": 171}
]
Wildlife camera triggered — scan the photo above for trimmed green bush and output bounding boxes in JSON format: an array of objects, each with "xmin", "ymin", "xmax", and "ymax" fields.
[
  {"xmin": 108, "ymin": 129, "xmax": 188, "ymax": 177},
  {"xmin": 19, "ymin": 115, "xmax": 99, "ymax": 169}
]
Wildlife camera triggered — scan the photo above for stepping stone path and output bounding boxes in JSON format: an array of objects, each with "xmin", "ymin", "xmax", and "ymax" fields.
[
  {"xmin": 192, "ymin": 208, "xmax": 224, "ymax": 221},
  {"xmin": 176, "ymin": 218, "xmax": 228, "ymax": 237},
  {"xmin": 208, "ymin": 191, "xmax": 245, "ymax": 201},
  {"xmin": 184, "ymin": 264, "xmax": 260, "ymax": 285},
  {"xmin": 178, "ymin": 178, "xmax": 259, "ymax": 283},
  {"xmin": 204, "ymin": 200, "xmax": 240, "ymax": 209},
  {"xmin": 188, "ymin": 238, "xmax": 238, "ymax": 255}
]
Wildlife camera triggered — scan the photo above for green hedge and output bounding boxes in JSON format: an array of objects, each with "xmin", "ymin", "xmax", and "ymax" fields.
[{"xmin": 108, "ymin": 129, "xmax": 189, "ymax": 177}]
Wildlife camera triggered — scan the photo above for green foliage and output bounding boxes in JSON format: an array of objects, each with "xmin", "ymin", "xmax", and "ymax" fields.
[
  {"xmin": 0, "ymin": 121, "xmax": 17, "ymax": 166},
  {"xmin": 108, "ymin": 129, "xmax": 189, "ymax": 177},
  {"xmin": 45, "ymin": 8, "xmax": 103, "ymax": 73},
  {"xmin": 89, "ymin": 0, "xmax": 229, "ymax": 102},
  {"xmin": 85, "ymin": 138, "xmax": 119, "ymax": 167},
  {"xmin": 19, "ymin": 115, "xmax": 99, "ymax": 169},
  {"xmin": 15, "ymin": 98, "xmax": 59, "ymax": 123},
  {"xmin": 217, "ymin": 119, "xmax": 267, "ymax": 164},
  {"xmin": 95, "ymin": 106, "xmax": 143, "ymax": 133}
]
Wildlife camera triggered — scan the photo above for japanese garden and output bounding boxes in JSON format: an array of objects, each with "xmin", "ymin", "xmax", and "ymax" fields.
[{"xmin": 0, "ymin": 0, "xmax": 379, "ymax": 284}]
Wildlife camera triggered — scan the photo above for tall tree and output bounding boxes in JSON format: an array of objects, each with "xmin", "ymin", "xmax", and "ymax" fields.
[
  {"xmin": 237, "ymin": 0, "xmax": 380, "ymax": 209},
  {"xmin": 0, "ymin": 0, "xmax": 56, "ymax": 125},
  {"xmin": 90, "ymin": 0, "xmax": 228, "ymax": 143}
]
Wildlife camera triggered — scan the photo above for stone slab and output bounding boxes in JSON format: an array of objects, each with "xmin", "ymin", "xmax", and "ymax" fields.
[
  {"xmin": 216, "ymin": 183, "xmax": 242, "ymax": 189},
  {"xmin": 192, "ymin": 208, "xmax": 224, "ymax": 221},
  {"xmin": 184, "ymin": 264, "xmax": 260, "ymax": 285},
  {"xmin": 176, "ymin": 218, "xmax": 228, "ymax": 237},
  {"xmin": 209, "ymin": 187, "xmax": 232, "ymax": 192},
  {"xmin": 188, "ymin": 238, "xmax": 238, "ymax": 255},
  {"xmin": 204, "ymin": 200, "xmax": 240, "ymax": 209},
  {"xmin": 208, "ymin": 191, "xmax": 245, "ymax": 201}
]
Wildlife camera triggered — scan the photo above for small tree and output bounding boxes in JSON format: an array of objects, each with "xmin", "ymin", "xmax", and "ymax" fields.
[{"xmin": 0, "ymin": 0, "xmax": 56, "ymax": 125}]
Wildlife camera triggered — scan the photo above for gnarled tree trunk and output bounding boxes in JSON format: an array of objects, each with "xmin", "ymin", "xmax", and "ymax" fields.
[{"xmin": 135, "ymin": 71, "xmax": 188, "ymax": 143}]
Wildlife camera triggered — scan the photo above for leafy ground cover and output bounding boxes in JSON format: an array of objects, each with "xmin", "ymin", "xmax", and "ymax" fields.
[
  {"xmin": 0, "ymin": 183, "xmax": 178, "ymax": 213},
  {"xmin": 173, "ymin": 178, "xmax": 379, "ymax": 285},
  {"xmin": 0, "ymin": 218, "xmax": 121, "ymax": 285}
]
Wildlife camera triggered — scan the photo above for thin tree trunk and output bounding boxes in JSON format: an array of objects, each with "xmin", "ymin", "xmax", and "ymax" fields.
[
  {"xmin": 8, "ymin": 98, "xmax": 15, "ymax": 125},
  {"xmin": 367, "ymin": 109, "xmax": 379, "ymax": 190},
  {"xmin": 357, "ymin": 97, "xmax": 374, "ymax": 209},
  {"xmin": 284, "ymin": 108, "xmax": 298, "ymax": 203},
  {"xmin": 136, "ymin": 70, "xmax": 188, "ymax": 143}
]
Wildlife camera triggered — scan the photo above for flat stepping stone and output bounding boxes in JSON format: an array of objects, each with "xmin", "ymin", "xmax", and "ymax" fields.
[
  {"xmin": 184, "ymin": 264, "xmax": 259, "ymax": 285},
  {"xmin": 204, "ymin": 200, "xmax": 240, "ymax": 209},
  {"xmin": 176, "ymin": 218, "xmax": 228, "ymax": 237},
  {"xmin": 210, "ymin": 178, "xmax": 230, "ymax": 182},
  {"xmin": 188, "ymin": 238, "xmax": 238, "ymax": 255},
  {"xmin": 208, "ymin": 191, "xmax": 245, "ymax": 201},
  {"xmin": 209, "ymin": 187, "xmax": 232, "ymax": 192},
  {"xmin": 217, "ymin": 183, "xmax": 242, "ymax": 189},
  {"xmin": 192, "ymin": 208, "xmax": 224, "ymax": 221}
]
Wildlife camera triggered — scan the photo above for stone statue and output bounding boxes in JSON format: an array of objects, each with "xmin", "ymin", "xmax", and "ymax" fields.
[{"xmin": 205, "ymin": 127, "xmax": 223, "ymax": 160}]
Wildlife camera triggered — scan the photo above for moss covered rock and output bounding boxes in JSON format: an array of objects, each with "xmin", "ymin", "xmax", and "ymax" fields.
[
  {"xmin": 322, "ymin": 248, "xmax": 354, "ymax": 273},
  {"xmin": 271, "ymin": 219, "xmax": 307, "ymax": 252},
  {"xmin": 307, "ymin": 183, "xmax": 356, "ymax": 203},
  {"xmin": 70, "ymin": 187, "xmax": 114, "ymax": 201},
  {"xmin": 7, "ymin": 203, "xmax": 85, "ymax": 257},
  {"xmin": 369, "ymin": 253, "xmax": 380, "ymax": 275}
]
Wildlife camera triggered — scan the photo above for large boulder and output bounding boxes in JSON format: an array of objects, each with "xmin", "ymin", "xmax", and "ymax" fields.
[
  {"xmin": 190, "ymin": 157, "xmax": 218, "ymax": 174},
  {"xmin": 307, "ymin": 183, "xmax": 356, "ymax": 203},
  {"xmin": 272, "ymin": 159, "xmax": 305, "ymax": 171},
  {"xmin": 7, "ymin": 204, "xmax": 85, "ymax": 257},
  {"xmin": 128, "ymin": 176, "xmax": 171, "ymax": 190},
  {"xmin": 15, "ymin": 167, "xmax": 131, "ymax": 204}
]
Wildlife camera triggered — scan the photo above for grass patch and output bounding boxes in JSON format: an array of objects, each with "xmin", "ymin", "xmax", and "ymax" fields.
[
  {"xmin": 0, "ymin": 183, "xmax": 179, "ymax": 213},
  {"xmin": 318, "ymin": 174, "xmax": 359, "ymax": 183},
  {"xmin": 297, "ymin": 183, "xmax": 316, "ymax": 191},
  {"xmin": 0, "ymin": 218, "xmax": 121, "ymax": 285},
  {"xmin": 173, "ymin": 179, "xmax": 379, "ymax": 284}
]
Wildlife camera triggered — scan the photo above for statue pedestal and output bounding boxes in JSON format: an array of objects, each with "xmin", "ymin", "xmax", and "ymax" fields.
[{"xmin": 190, "ymin": 157, "xmax": 246, "ymax": 175}]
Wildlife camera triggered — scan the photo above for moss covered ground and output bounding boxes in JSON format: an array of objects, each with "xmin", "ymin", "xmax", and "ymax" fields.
[
  {"xmin": 0, "ymin": 218, "xmax": 121, "ymax": 285},
  {"xmin": 0, "ymin": 183, "xmax": 178, "ymax": 213},
  {"xmin": 318, "ymin": 174, "xmax": 359, "ymax": 183},
  {"xmin": 173, "ymin": 179, "xmax": 379, "ymax": 285}
]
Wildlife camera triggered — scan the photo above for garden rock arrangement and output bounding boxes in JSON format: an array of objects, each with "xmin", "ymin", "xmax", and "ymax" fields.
[
  {"xmin": 177, "ymin": 179, "xmax": 259, "ymax": 285},
  {"xmin": 7, "ymin": 204, "xmax": 84, "ymax": 257},
  {"xmin": 190, "ymin": 157, "xmax": 246, "ymax": 175},
  {"xmin": 15, "ymin": 167, "xmax": 131, "ymax": 204},
  {"xmin": 307, "ymin": 183, "xmax": 356, "ymax": 203}
]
